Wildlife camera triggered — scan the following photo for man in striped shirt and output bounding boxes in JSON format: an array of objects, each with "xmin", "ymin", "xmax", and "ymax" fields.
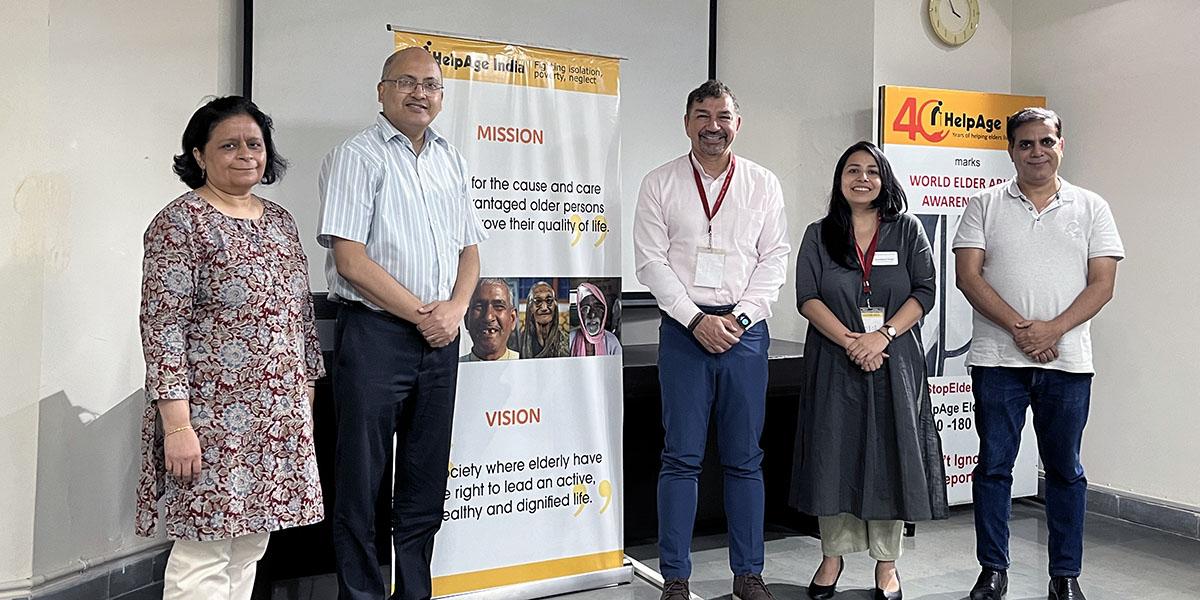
[{"xmin": 317, "ymin": 47, "xmax": 487, "ymax": 600}]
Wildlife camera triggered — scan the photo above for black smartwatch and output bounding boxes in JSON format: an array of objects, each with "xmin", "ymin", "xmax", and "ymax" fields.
[{"xmin": 736, "ymin": 313, "xmax": 752, "ymax": 329}]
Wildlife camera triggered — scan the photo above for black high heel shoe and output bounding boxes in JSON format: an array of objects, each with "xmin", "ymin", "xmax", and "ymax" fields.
[
  {"xmin": 873, "ymin": 571, "xmax": 902, "ymax": 600},
  {"xmin": 807, "ymin": 556, "xmax": 844, "ymax": 600}
]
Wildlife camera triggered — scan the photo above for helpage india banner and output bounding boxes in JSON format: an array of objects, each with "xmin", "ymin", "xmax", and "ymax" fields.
[
  {"xmin": 879, "ymin": 85, "xmax": 1044, "ymax": 505},
  {"xmin": 391, "ymin": 29, "xmax": 625, "ymax": 597}
]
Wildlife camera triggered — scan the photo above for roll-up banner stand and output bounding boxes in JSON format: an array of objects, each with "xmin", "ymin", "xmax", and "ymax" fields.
[
  {"xmin": 389, "ymin": 28, "xmax": 629, "ymax": 598},
  {"xmin": 878, "ymin": 85, "xmax": 1045, "ymax": 505}
]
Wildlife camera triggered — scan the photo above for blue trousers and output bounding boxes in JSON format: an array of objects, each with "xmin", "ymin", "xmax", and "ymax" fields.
[
  {"xmin": 332, "ymin": 303, "xmax": 460, "ymax": 600},
  {"xmin": 657, "ymin": 309, "xmax": 769, "ymax": 579},
  {"xmin": 971, "ymin": 366, "xmax": 1092, "ymax": 577}
]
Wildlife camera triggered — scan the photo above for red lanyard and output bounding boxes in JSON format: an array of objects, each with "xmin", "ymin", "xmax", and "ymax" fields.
[
  {"xmin": 854, "ymin": 219, "xmax": 881, "ymax": 297},
  {"xmin": 689, "ymin": 153, "xmax": 736, "ymax": 245}
]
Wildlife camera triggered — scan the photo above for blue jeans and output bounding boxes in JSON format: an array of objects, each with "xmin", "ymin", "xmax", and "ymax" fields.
[
  {"xmin": 656, "ymin": 308, "xmax": 769, "ymax": 579},
  {"xmin": 971, "ymin": 366, "xmax": 1092, "ymax": 577}
]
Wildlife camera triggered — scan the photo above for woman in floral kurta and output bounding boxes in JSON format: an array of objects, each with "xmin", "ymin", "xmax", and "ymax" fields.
[{"xmin": 138, "ymin": 96, "xmax": 323, "ymax": 599}]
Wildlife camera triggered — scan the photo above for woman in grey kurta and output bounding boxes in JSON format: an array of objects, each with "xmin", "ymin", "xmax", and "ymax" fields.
[{"xmin": 790, "ymin": 141, "xmax": 946, "ymax": 600}]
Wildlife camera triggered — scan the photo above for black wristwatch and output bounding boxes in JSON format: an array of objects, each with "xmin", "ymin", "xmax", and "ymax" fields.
[
  {"xmin": 736, "ymin": 313, "xmax": 752, "ymax": 329},
  {"xmin": 879, "ymin": 324, "xmax": 897, "ymax": 341}
]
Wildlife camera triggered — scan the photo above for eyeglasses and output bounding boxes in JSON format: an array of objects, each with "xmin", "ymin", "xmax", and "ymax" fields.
[{"xmin": 381, "ymin": 78, "xmax": 444, "ymax": 94}]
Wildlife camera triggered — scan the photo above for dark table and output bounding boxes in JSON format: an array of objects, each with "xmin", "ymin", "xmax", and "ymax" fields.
[{"xmin": 621, "ymin": 339, "xmax": 816, "ymax": 544}]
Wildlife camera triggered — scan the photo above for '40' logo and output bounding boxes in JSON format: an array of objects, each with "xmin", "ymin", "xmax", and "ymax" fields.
[{"xmin": 893, "ymin": 97, "xmax": 948, "ymax": 143}]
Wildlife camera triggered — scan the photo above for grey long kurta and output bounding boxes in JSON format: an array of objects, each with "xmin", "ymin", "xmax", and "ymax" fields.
[{"xmin": 789, "ymin": 213, "xmax": 948, "ymax": 522}]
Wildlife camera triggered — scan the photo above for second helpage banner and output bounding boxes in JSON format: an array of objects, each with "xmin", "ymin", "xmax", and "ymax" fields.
[{"xmin": 879, "ymin": 85, "xmax": 1044, "ymax": 505}]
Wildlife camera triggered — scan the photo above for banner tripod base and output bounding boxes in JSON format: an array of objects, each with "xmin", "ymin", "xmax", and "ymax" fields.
[{"xmin": 627, "ymin": 556, "xmax": 704, "ymax": 600}]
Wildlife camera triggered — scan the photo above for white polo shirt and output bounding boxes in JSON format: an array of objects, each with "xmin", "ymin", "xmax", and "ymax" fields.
[{"xmin": 952, "ymin": 177, "xmax": 1124, "ymax": 373}]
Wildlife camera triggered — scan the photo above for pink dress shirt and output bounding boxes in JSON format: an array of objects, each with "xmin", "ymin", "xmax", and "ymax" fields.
[{"xmin": 634, "ymin": 153, "xmax": 790, "ymax": 327}]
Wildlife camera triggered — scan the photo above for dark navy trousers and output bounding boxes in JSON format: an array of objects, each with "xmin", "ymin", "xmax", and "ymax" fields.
[
  {"xmin": 656, "ymin": 308, "xmax": 769, "ymax": 579},
  {"xmin": 332, "ymin": 302, "xmax": 459, "ymax": 600},
  {"xmin": 971, "ymin": 366, "xmax": 1092, "ymax": 577}
]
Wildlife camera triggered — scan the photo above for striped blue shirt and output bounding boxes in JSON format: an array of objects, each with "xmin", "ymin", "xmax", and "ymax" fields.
[{"xmin": 318, "ymin": 113, "xmax": 487, "ymax": 307}]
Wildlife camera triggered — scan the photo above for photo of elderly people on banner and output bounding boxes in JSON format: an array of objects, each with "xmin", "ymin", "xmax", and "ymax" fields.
[
  {"xmin": 521, "ymin": 279, "xmax": 571, "ymax": 359},
  {"xmin": 460, "ymin": 277, "xmax": 621, "ymax": 361},
  {"xmin": 461, "ymin": 278, "xmax": 520, "ymax": 361},
  {"xmin": 570, "ymin": 279, "xmax": 622, "ymax": 357}
]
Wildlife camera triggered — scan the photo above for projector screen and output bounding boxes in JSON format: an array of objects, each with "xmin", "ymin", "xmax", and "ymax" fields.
[{"xmin": 251, "ymin": 0, "xmax": 710, "ymax": 294}]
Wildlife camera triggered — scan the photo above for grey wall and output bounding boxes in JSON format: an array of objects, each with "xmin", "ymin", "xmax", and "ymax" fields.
[
  {"xmin": 0, "ymin": 0, "xmax": 241, "ymax": 591},
  {"xmin": 1012, "ymin": 0, "xmax": 1200, "ymax": 508},
  {"xmin": 720, "ymin": 1, "xmax": 1017, "ymax": 343}
]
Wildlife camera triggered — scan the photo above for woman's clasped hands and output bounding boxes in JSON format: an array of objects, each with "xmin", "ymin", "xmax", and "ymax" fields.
[{"xmin": 844, "ymin": 330, "xmax": 889, "ymax": 372}]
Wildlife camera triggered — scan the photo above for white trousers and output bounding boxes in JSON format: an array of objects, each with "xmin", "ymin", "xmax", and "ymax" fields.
[
  {"xmin": 818, "ymin": 514, "xmax": 904, "ymax": 561},
  {"xmin": 163, "ymin": 532, "xmax": 271, "ymax": 600}
]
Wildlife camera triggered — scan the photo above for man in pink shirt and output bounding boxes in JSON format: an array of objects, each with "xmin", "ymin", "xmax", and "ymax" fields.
[{"xmin": 633, "ymin": 80, "xmax": 790, "ymax": 600}]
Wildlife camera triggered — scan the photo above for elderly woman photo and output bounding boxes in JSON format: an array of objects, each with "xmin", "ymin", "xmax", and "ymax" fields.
[
  {"xmin": 135, "ymin": 96, "xmax": 325, "ymax": 600},
  {"xmin": 520, "ymin": 280, "xmax": 569, "ymax": 359}
]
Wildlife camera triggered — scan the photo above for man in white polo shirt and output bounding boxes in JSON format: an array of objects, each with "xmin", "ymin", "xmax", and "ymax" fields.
[{"xmin": 954, "ymin": 107, "xmax": 1124, "ymax": 600}]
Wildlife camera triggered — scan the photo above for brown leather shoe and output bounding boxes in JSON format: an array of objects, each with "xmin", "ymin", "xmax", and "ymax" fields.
[{"xmin": 734, "ymin": 573, "xmax": 776, "ymax": 600}]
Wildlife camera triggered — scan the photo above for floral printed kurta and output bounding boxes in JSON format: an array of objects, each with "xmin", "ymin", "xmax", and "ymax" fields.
[{"xmin": 137, "ymin": 191, "xmax": 325, "ymax": 541}]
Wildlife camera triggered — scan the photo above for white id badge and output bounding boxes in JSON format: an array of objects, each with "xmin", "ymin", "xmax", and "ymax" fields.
[
  {"xmin": 860, "ymin": 306, "xmax": 885, "ymax": 332},
  {"xmin": 873, "ymin": 251, "xmax": 899, "ymax": 266},
  {"xmin": 695, "ymin": 248, "xmax": 726, "ymax": 288}
]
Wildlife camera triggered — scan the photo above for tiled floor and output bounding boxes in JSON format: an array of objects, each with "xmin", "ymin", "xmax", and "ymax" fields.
[
  {"xmin": 623, "ymin": 501, "xmax": 1200, "ymax": 600},
  {"xmin": 270, "ymin": 501, "xmax": 1200, "ymax": 599}
]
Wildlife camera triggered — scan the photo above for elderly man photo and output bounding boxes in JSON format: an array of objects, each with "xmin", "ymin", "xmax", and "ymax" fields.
[
  {"xmin": 569, "ymin": 282, "xmax": 621, "ymax": 357},
  {"xmin": 462, "ymin": 278, "xmax": 520, "ymax": 361}
]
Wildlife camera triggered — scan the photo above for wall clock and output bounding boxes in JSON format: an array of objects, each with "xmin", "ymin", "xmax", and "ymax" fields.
[{"xmin": 929, "ymin": 0, "xmax": 980, "ymax": 46}]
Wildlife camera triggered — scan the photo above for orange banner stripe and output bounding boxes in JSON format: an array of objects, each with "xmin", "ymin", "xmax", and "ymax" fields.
[
  {"xmin": 394, "ymin": 30, "xmax": 620, "ymax": 96},
  {"xmin": 431, "ymin": 549, "xmax": 625, "ymax": 596}
]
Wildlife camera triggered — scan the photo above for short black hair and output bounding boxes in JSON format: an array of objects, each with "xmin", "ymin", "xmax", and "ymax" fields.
[
  {"xmin": 685, "ymin": 79, "xmax": 739, "ymax": 114},
  {"xmin": 1006, "ymin": 107, "xmax": 1062, "ymax": 147},
  {"xmin": 172, "ymin": 96, "xmax": 288, "ymax": 189}
]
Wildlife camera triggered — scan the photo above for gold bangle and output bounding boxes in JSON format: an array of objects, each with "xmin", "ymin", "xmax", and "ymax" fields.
[{"xmin": 165, "ymin": 425, "xmax": 193, "ymax": 437}]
